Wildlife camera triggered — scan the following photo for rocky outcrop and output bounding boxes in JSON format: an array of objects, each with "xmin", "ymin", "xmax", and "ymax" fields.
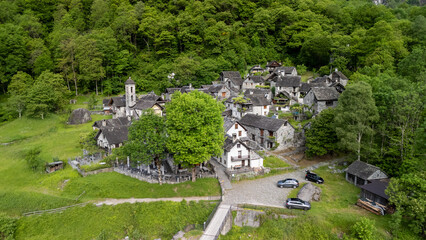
[
  {"xmin": 68, "ymin": 108, "xmax": 92, "ymax": 125},
  {"xmin": 297, "ymin": 183, "xmax": 322, "ymax": 202}
]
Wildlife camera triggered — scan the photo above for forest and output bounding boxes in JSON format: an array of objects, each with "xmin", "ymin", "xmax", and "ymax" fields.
[{"xmin": 0, "ymin": 0, "xmax": 425, "ymax": 236}]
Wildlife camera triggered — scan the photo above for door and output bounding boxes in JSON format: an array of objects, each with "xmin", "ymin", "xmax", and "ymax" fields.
[{"xmin": 242, "ymin": 160, "xmax": 245, "ymax": 167}]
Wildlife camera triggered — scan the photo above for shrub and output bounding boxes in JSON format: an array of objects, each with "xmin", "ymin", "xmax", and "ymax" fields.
[
  {"xmin": 351, "ymin": 217, "xmax": 375, "ymax": 240},
  {"xmin": 80, "ymin": 162, "xmax": 111, "ymax": 172},
  {"xmin": 25, "ymin": 147, "xmax": 45, "ymax": 172},
  {"xmin": 0, "ymin": 213, "xmax": 16, "ymax": 239}
]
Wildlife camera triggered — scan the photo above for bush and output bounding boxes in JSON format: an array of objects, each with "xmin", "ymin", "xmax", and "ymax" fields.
[
  {"xmin": 25, "ymin": 148, "xmax": 46, "ymax": 172},
  {"xmin": 0, "ymin": 213, "xmax": 16, "ymax": 239},
  {"xmin": 351, "ymin": 217, "xmax": 375, "ymax": 240}
]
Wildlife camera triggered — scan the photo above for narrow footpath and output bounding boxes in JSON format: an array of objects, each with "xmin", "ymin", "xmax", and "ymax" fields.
[{"xmin": 95, "ymin": 196, "xmax": 221, "ymax": 206}]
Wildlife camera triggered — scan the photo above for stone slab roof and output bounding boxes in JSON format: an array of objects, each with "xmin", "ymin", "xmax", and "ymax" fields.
[
  {"xmin": 311, "ymin": 87, "xmax": 340, "ymax": 101},
  {"xmin": 275, "ymin": 76, "xmax": 301, "ymax": 87},
  {"xmin": 249, "ymin": 75, "xmax": 264, "ymax": 83},
  {"xmin": 93, "ymin": 117, "xmax": 131, "ymax": 129},
  {"xmin": 239, "ymin": 114, "xmax": 286, "ymax": 132},
  {"xmin": 221, "ymin": 71, "xmax": 241, "ymax": 79},
  {"xmin": 98, "ymin": 126, "xmax": 129, "ymax": 145},
  {"xmin": 250, "ymin": 95, "xmax": 270, "ymax": 106},
  {"xmin": 110, "ymin": 96, "xmax": 126, "ymax": 107},
  {"xmin": 345, "ymin": 161, "xmax": 385, "ymax": 180}
]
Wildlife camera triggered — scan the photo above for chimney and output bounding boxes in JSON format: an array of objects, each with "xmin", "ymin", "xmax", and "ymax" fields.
[
  {"xmin": 335, "ymin": 68, "xmax": 338, "ymax": 72},
  {"xmin": 102, "ymin": 119, "xmax": 106, "ymax": 127},
  {"xmin": 189, "ymin": 83, "xmax": 192, "ymax": 89}
]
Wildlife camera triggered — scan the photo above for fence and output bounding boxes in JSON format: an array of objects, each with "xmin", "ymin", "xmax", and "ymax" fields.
[{"xmin": 23, "ymin": 203, "xmax": 87, "ymax": 216}]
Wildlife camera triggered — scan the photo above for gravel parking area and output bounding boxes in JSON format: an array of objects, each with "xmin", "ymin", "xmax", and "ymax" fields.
[{"xmin": 222, "ymin": 170, "xmax": 309, "ymax": 208}]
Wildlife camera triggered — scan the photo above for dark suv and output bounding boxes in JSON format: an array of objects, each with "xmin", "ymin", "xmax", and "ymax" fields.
[
  {"xmin": 305, "ymin": 170, "xmax": 324, "ymax": 184},
  {"xmin": 277, "ymin": 178, "xmax": 299, "ymax": 188},
  {"xmin": 285, "ymin": 198, "xmax": 311, "ymax": 210}
]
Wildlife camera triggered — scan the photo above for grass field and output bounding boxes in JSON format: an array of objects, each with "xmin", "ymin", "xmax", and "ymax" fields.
[
  {"xmin": 263, "ymin": 155, "xmax": 291, "ymax": 168},
  {"xmin": 0, "ymin": 112, "xmax": 220, "ymax": 218},
  {"xmin": 221, "ymin": 166, "xmax": 420, "ymax": 240},
  {"xmin": 16, "ymin": 200, "xmax": 216, "ymax": 240}
]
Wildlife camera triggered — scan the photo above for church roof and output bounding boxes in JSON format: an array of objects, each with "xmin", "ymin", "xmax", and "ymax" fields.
[{"xmin": 125, "ymin": 77, "xmax": 135, "ymax": 85}]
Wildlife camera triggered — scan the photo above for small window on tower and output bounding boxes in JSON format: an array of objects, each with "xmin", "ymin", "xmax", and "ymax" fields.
[
  {"xmin": 131, "ymin": 96, "xmax": 133, "ymax": 101},
  {"xmin": 131, "ymin": 87, "xmax": 133, "ymax": 93}
]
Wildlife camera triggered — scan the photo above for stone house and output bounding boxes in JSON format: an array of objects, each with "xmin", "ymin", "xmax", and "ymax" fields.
[
  {"xmin": 345, "ymin": 160, "xmax": 388, "ymax": 186},
  {"xmin": 249, "ymin": 65, "xmax": 264, "ymax": 74},
  {"xmin": 102, "ymin": 99, "xmax": 112, "ymax": 114},
  {"xmin": 242, "ymin": 75, "xmax": 265, "ymax": 90},
  {"xmin": 303, "ymin": 87, "xmax": 340, "ymax": 115},
  {"xmin": 207, "ymin": 84, "xmax": 234, "ymax": 101},
  {"xmin": 273, "ymin": 66, "xmax": 298, "ymax": 76},
  {"xmin": 108, "ymin": 96, "xmax": 126, "ymax": 118},
  {"xmin": 266, "ymin": 61, "xmax": 282, "ymax": 73},
  {"xmin": 244, "ymin": 88, "xmax": 272, "ymax": 101},
  {"xmin": 225, "ymin": 95, "xmax": 271, "ymax": 119},
  {"xmin": 271, "ymin": 76, "xmax": 302, "ymax": 100},
  {"xmin": 239, "ymin": 114, "xmax": 295, "ymax": 150},
  {"xmin": 131, "ymin": 101, "xmax": 163, "ymax": 118},
  {"xmin": 95, "ymin": 126, "xmax": 129, "ymax": 152},
  {"xmin": 92, "ymin": 116, "xmax": 132, "ymax": 130},
  {"xmin": 329, "ymin": 70, "xmax": 348, "ymax": 87}
]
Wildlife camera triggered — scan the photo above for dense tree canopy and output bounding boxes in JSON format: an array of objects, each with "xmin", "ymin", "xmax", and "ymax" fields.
[
  {"xmin": 165, "ymin": 91, "xmax": 224, "ymax": 182},
  {"xmin": 0, "ymin": 0, "xmax": 423, "ymax": 95}
]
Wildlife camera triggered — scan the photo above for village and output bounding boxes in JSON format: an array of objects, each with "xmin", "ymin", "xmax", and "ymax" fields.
[{"xmin": 61, "ymin": 62, "xmax": 393, "ymax": 239}]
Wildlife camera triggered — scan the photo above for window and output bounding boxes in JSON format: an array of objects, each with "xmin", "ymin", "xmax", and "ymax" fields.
[
  {"xmin": 235, "ymin": 123, "xmax": 238, "ymax": 129},
  {"xmin": 260, "ymin": 129, "xmax": 264, "ymax": 136},
  {"xmin": 232, "ymin": 134, "xmax": 236, "ymax": 140},
  {"xmin": 269, "ymin": 131, "xmax": 273, "ymax": 137},
  {"xmin": 264, "ymin": 105, "xmax": 267, "ymax": 109},
  {"xmin": 222, "ymin": 92, "xmax": 226, "ymax": 97},
  {"xmin": 131, "ymin": 95, "xmax": 133, "ymax": 101},
  {"xmin": 326, "ymin": 101, "xmax": 333, "ymax": 106},
  {"xmin": 238, "ymin": 131, "xmax": 242, "ymax": 136},
  {"xmin": 252, "ymin": 134, "xmax": 255, "ymax": 141},
  {"xmin": 131, "ymin": 87, "xmax": 133, "ymax": 93},
  {"xmin": 237, "ymin": 144, "xmax": 241, "ymax": 148},
  {"xmin": 238, "ymin": 151, "xmax": 242, "ymax": 158}
]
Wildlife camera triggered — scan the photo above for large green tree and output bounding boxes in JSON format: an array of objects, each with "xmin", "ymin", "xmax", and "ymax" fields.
[
  {"xmin": 305, "ymin": 108, "xmax": 338, "ymax": 157},
  {"xmin": 121, "ymin": 110, "xmax": 167, "ymax": 185},
  {"xmin": 386, "ymin": 171, "xmax": 426, "ymax": 235},
  {"xmin": 335, "ymin": 81, "xmax": 379, "ymax": 161},
  {"xmin": 166, "ymin": 91, "xmax": 224, "ymax": 182}
]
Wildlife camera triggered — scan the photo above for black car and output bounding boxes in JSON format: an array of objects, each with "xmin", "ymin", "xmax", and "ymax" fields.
[
  {"xmin": 277, "ymin": 178, "xmax": 299, "ymax": 188},
  {"xmin": 305, "ymin": 170, "xmax": 324, "ymax": 184},
  {"xmin": 285, "ymin": 198, "xmax": 311, "ymax": 210}
]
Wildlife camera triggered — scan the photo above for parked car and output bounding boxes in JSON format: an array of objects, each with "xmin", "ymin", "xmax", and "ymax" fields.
[
  {"xmin": 285, "ymin": 198, "xmax": 311, "ymax": 210},
  {"xmin": 277, "ymin": 178, "xmax": 299, "ymax": 188},
  {"xmin": 305, "ymin": 170, "xmax": 324, "ymax": 184}
]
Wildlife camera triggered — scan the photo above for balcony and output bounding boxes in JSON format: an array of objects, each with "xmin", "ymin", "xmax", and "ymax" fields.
[{"xmin": 231, "ymin": 155, "xmax": 250, "ymax": 161}]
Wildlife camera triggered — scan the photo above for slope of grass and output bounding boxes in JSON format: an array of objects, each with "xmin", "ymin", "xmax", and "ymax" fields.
[
  {"xmin": 263, "ymin": 155, "xmax": 290, "ymax": 168},
  {"xmin": 0, "ymin": 113, "xmax": 220, "ymax": 217},
  {"xmin": 16, "ymin": 201, "xmax": 216, "ymax": 240},
  {"xmin": 221, "ymin": 166, "xmax": 420, "ymax": 240}
]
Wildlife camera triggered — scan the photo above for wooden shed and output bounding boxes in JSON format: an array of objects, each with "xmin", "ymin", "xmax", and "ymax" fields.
[{"xmin": 46, "ymin": 161, "xmax": 64, "ymax": 173}]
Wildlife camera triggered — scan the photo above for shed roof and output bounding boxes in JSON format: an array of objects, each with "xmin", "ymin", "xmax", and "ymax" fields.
[
  {"xmin": 249, "ymin": 75, "xmax": 264, "ymax": 83},
  {"xmin": 346, "ymin": 161, "xmax": 386, "ymax": 180},
  {"xmin": 240, "ymin": 114, "xmax": 287, "ymax": 132},
  {"xmin": 93, "ymin": 117, "xmax": 131, "ymax": 129},
  {"xmin": 250, "ymin": 95, "xmax": 270, "ymax": 106},
  {"xmin": 331, "ymin": 71, "xmax": 348, "ymax": 80},
  {"xmin": 360, "ymin": 179, "xmax": 390, "ymax": 200},
  {"xmin": 230, "ymin": 77, "xmax": 244, "ymax": 86},
  {"xmin": 266, "ymin": 61, "xmax": 281, "ymax": 67},
  {"xmin": 132, "ymin": 100, "xmax": 162, "ymax": 110},
  {"xmin": 110, "ymin": 96, "xmax": 126, "ymax": 107}
]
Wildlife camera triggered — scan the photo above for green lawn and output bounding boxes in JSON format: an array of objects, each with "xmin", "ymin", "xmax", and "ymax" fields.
[
  {"xmin": 263, "ymin": 155, "xmax": 290, "ymax": 168},
  {"xmin": 221, "ymin": 166, "xmax": 420, "ymax": 240},
  {"xmin": 16, "ymin": 201, "xmax": 216, "ymax": 240},
  {"xmin": 0, "ymin": 113, "xmax": 220, "ymax": 217}
]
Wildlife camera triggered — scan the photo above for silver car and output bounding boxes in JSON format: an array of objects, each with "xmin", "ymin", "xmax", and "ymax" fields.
[
  {"xmin": 277, "ymin": 178, "xmax": 299, "ymax": 188},
  {"xmin": 285, "ymin": 198, "xmax": 311, "ymax": 210}
]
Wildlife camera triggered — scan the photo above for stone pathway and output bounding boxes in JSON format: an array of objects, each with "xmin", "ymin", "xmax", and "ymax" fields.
[
  {"xmin": 200, "ymin": 204, "xmax": 231, "ymax": 240},
  {"xmin": 95, "ymin": 196, "xmax": 221, "ymax": 206},
  {"xmin": 209, "ymin": 160, "xmax": 232, "ymax": 190}
]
